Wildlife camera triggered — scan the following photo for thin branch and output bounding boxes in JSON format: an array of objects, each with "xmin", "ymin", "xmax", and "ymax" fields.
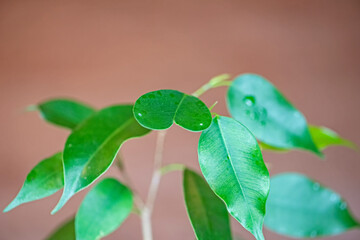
[
  {"xmin": 141, "ymin": 130, "xmax": 167, "ymax": 240},
  {"xmin": 116, "ymin": 153, "xmax": 145, "ymax": 211}
]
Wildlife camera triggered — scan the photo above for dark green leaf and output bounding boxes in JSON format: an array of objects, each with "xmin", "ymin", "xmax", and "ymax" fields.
[
  {"xmin": 134, "ymin": 89, "xmax": 212, "ymax": 131},
  {"xmin": 76, "ymin": 178, "xmax": 133, "ymax": 240},
  {"xmin": 227, "ymin": 74, "xmax": 320, "ymax": 155},
  {"xmin": 46, "ymin": 218, "xmax": 75, "ymax": 240},
  {"xmin": 310, "ymin": 125, "xmax": 356, "ymax": 150},
  {"xmin": 265, "ymin": 173, "xmax": 359, "ymax": 238},
  {"xmin": 37, "ymin": 99, "xmax": 96, "ymax": 129},
  {"xmin": 183, "ymin": 168, "xmax": 232, "ymax": 240},
  {"xmin": 4, "ymin": 152, "xmax": 63, "ymax": 212},
  {"xmin": 52, "ymin": 105, "xmax": 150, "ymax": 213},
  {"xmin": 198, "ymin": 116, "xmax": 269, "ymax": 240}
]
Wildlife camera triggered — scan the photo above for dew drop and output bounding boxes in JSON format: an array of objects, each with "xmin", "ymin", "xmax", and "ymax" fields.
[
  {"xmin": 196, "ymin": 101, "xmax": 204, "ymax": 107},
  {"xmin": 339, "ymin": 202, "xmax": 347, "ymax": 210},
  {"xmin": 249, "ymin": 111, "xmax": 259, "ymax": 120},
  {"xmin": 312, "ymin": 182, "xmax": 320, "ymax": 191},
  {"xmin": 138, "ymin": 113, "xmax": 142, "ymax": 117},
  {"xmin": 310, "ymin": 230, "xmax": 317, "ymax": 237},
  {"xmin": 243, "ymin": 95, "xmax": 256, "ymax": 107},
  {"xmin": 330, "ymin": 193, "xmax": 339, "ymax": 202},
  {"xmin": 199, "ymin": 123, "xmax": 203, "ymax": 126}
]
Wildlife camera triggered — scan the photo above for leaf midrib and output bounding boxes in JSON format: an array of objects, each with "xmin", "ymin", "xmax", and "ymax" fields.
[
  {"xmin": 216, "ymin": 117, "xmax": 257, "ymax": 229},
  {"xmin": 173, "ymin": 93, "xmax": 187, "ymax": 121},
  {"xmin": 67, "ymin": 117, "xmax": 135, "ymax": 195}
]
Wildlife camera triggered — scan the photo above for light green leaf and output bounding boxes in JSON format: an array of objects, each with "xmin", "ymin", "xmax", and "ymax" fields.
[
  {"xmin": 46, "ymin": 218, "xmax": 75, "ymax": 240},
  {"xmin": 4, "ymin": 152, "xmax": 63, "ymax": 212},
  {"xmin": 198, "ymin": 116, "xmax": 269, "ymax": 240},
  {"xmin": 52, "ymin": 105, "xmax": 150, "ymax": 214},
  {"xmin": 37, "ymin": 99, "xmax": 96, "ymax": 129},
  {"xmin": 134, "ymin": 89, "xmax": 212, "ymax": 131},
  {"xmin": 183, "ymin": 168, "xmax": 232, "ymax": 240},
  {"xmin": 310, "ymin": 125, "xmax": 356, "ymax": 150},
  {"xmin": 260, "ymin": 125, "xmax": 356, "ymax": 153},
  {"xmin": 76, "ymin": 178, "xmax": 133, "ymax": 240},
  {"xmin": 227, "ymin": 74, "xmax": 320, "ymax": 155},
  {"xmin": 265, "ymin": 173, "xmax": 360, "ymax": 238}
]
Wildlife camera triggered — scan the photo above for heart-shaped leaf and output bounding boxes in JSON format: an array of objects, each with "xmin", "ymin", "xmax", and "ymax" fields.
[
  {"xmin": 36, "ymin": 99, "xmax": 96, "ymax": 129},
  {"xmin": 52, "ymin": 105, "xmax": 150, "ymax": 213},
  {"xmin": 134, "ymin": 90, "xmax": 212, "ymax": 131},
  {"xmin": 227, "ymin": 74, "xmax": 320, "ymax": 155},
  {"xmin": 76, "ymin": 178, "xmax": 133, "ymax": 240},
  {"xmin": 265, "ymin": 173, "xmax": 360, "ymax": 238},
  {"xmin": 198, "ymin": 116, "xmax": 269, "ymax": 240},
  {"xmin": 46, "ymin": 218, "xmax": 75, "ymax": 240},
  {"xmin": 4, "ymin": 152, "xmax": 63, "ymax": 212},
  {"xmin": 183, "ymin": 168, "xmax": 232, "ymax": 240}
]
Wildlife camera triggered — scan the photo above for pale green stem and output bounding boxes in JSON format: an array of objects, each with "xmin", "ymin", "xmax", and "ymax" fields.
[
  {"xmin": 160, "ymin": 163, "xmax": 186, "ymax": 175},
  {"xmin": 115, "ymin": 153, "xmax": 145, "ymax": 212},
  {"xmin": 140, "ymin": 74, "xmax": 232, "ymax": 240},
  {"xmin": 141, "ymin": 130, "xmax": 167, "ymax": 240},
  {"xmin": 192, "ymin": 73, "xmax": 232, "ymax": 97}
]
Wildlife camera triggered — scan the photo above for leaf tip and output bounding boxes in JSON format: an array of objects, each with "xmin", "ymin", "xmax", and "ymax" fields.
[{"xmin": 25, "ymin": 104, "xmax": 38, "ymax": 112}]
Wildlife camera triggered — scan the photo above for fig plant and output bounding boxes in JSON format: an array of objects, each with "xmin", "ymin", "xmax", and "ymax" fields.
[{"xmin": 4, "ymin": 73, "xmax": 359, "ymax": 240}]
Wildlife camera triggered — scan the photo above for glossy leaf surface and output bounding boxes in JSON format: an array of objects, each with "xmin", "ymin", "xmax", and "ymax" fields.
[
  {"xmin": 52, "ymin": 105, "xmax": 150, "ymax": 213},
  {"xmin": 46, "ymin": 218, "xmax": 75, "ymax": 240},
  {"xmin": 265, "ymin": 173, "xmax": 359, "ymax": 238},
  {"xmin": 76, "ymin": 178, "xmax": 133, "ymax": 240},
  {"xmin": 134, "ymin": 89, "xmax": 212, "ymax": 131},
  {"xmin": 37, "ymin": 99, "xmax": 96, "ymax": 129},
  {"xmin": 227, "ymin": 74, "xmax": 320, "ymax": 154},
  {"xmin": 310, "ymin": 125, "xmax": 356, "ymax": 150},
  {"xmin": 183, "ymin": 169, "xmax": 232, "ymax": 240},
  {"xmin": 4, "ymin": 152, "xmax": 63, "ymax": 212},
  {"xmin": 198, "ymin": 116, "xmax": 269, "ymax": 240}
]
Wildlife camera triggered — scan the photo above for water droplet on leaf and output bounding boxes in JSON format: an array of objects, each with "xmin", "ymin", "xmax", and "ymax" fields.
[
  {"xmin": 312, "ymin": 182, "xmax": 320, "ymax": 191},
  {"xmin": 243, "ymin": 95, "xmax": 256, "ymax": 107},
  {"xmin": 310, "ymin": 230, "xmax": 317, "ymax": 237},
  {"xmin": 339, "ymin": 202, "xmax": 347, "ymax": 210}
]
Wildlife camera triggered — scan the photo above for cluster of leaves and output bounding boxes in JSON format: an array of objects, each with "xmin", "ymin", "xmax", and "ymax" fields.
[{"xmin": 4, "ymin": 74, "xmax": 359, "ymax": 240}]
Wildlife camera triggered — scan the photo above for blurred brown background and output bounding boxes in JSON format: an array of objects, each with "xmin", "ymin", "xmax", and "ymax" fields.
[{"xmin": 1, "ymin": 0, "xmax": 359, "ymax": 239}]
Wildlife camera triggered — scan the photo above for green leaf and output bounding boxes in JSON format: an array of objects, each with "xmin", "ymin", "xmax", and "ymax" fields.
[
  {"xmin": 76, "ymin": 178, "xmax": 133, "ymax": 240},
  {"xmin": 310, "ymin": 125, "xmax": 357, "ymax": 150},
  {"xmin": 52, "ymin": 105, "xmax": 150, "ymax": 214},
  {"xmin": 227, "ymin": 74, "xmax": 320, "ymax": 155},
  {"xmin": 198, "ymin": 116, "xmax": 269, "ymax": 240},
  {"xmin": 183, "ymin": 168, "xmax": 232, "ymax": 240},
  {"xmin": 265, "ymin": 173, "xmax": 360, "ymax": 238},
  {"xmin": 260, "ymin": 125, "xmax": 356, "ymax": 153},
  {"xmin": 134, "ymin": 89, "xmax": 212, "ymax": 131},
  {"xmin": 46, "ymin": 218, "xmax": 75, "ymax": 240},
  {"xmin": 37, "ymin": 99, "xmax": 96, "ymax": 129},
  {"xmin": 4, "ymin": 152, "xmax": 63, "ymax": 212}
]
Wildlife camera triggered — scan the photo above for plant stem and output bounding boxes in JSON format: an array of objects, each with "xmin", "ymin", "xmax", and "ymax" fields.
[
  {"xmin": 140, "ymin": 74, "xmax": 232, "ymax": 239},
  {"xmin": 192, "ymin": 73, "xmax": 231, "ymax": 97},
  {"xmin": 141, "ymin": 130, "xmax": 167, "ymax": 240},
  {"xmin": 116, "ymin": 153, "xmax": 145, "ymax": 212}
]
